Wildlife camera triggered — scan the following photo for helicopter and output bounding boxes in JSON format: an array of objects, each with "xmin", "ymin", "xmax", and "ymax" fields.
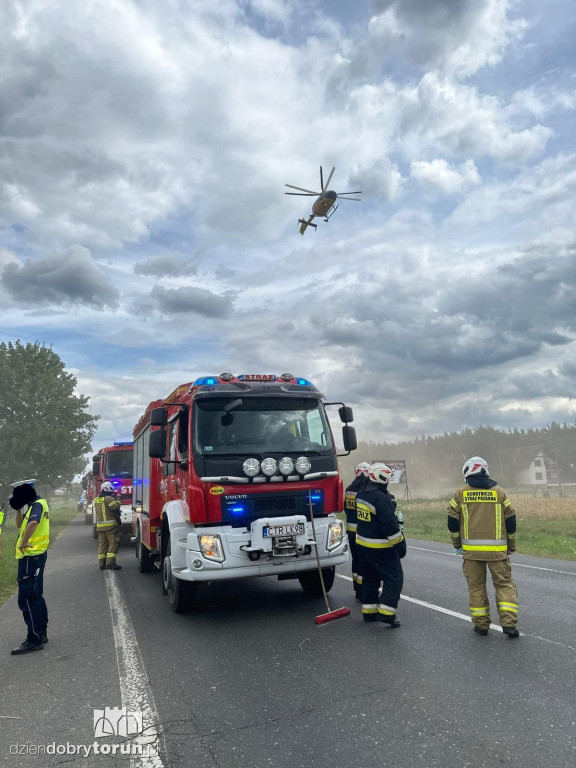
[{"xmin": 285, "ymin": 166, "xmax": 362, "ymax": 235}]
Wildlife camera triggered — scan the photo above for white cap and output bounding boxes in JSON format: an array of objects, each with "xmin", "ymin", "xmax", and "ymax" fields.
[{"xmin": 10, "ymin": 479, "xmax": 36, "ymax": 488}]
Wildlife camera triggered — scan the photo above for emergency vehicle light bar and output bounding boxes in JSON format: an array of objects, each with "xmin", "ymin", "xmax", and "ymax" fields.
[{"xmin": 193, "ymin": 374, "xmax": 314, "ymax": 386}]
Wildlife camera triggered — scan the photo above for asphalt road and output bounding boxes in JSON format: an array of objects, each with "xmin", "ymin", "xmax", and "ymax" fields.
[{"xmin": 0, "ymin": 515, "xmax": 575, "ymax": 768}]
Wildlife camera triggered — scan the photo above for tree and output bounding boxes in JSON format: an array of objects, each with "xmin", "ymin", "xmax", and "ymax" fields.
[{"xmin": 0, "ymin": 341, "xmax": 99, "ymax": 497}]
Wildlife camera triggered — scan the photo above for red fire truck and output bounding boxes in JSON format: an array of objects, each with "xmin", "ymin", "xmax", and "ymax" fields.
[
  {"xmin": 91, "ymin": 442, "xmax": 134, "ymax": 539},
  {"xmin": 132, "ymin": 372, "xmax": 357, "ymax": 612}
]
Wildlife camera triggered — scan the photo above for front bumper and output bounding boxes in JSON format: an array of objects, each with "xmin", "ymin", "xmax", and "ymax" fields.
[{"xmin": 171, "ymin": 515, "xmax": 348, "ymax": 583}]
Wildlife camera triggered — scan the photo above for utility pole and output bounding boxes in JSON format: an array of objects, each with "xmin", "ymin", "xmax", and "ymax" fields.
[{"xmin": 553, "ymin": 449, "xmax": 562, "ymax": 497}]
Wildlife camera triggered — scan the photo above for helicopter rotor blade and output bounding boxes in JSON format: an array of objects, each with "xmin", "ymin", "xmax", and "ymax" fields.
[
  {"xmin": 285, "ymin": 183, "xmax": 321, "ymax": 194},
  {"xmin": 285, "ymin": 192, "xmax": 317, "ymax": 196},
  {"xmin": 324, "ymin": 166, "xmax": 336, "ymax": 190},
  {"xmin": 320, "ymin": 166, "xmax": 324, "ymax": 192},
  {"xmin": 336, "ymin": 196, "xmax": 362, "ymax": 201},
  {"xmin": 336, "ymin": 191, "xmax": 363, "ymax": 196}
]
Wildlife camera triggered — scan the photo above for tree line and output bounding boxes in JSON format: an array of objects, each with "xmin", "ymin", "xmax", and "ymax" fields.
[
  {"xmin": 339, "ymin": 424, "xmax": 576, "ymax": 494},
  {"xmin": 0, "ymin": 341, "xmax": 98, "ymax": 500}
]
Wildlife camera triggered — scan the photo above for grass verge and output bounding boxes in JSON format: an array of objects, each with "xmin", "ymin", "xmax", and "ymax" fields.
[
  {"xmin": 0, "ymin": 502, "xmax": 77, "ymax": 607},
  {"xmin": 397, "ymin": 497, "xmax": 576, "ymax": 560}
]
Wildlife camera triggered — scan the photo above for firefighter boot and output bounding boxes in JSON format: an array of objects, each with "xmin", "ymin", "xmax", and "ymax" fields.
[{"xmin": 503, "ymin": 626, "xmax": 520, "ymax": 638}]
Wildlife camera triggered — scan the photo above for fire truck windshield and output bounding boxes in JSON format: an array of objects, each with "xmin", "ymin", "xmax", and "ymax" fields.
[
  {"xmin": 194, "ymin": 397, "xmax": 334, "ymax": 456},
  {"xmin": 105, "ymin": 449, "xmax": 133, "ymax": 478}
]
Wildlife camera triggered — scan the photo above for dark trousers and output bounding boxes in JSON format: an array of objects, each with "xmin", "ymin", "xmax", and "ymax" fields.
[
  {"xmin": 17, "ymin": 552, "xmax": 48, "ymax": 643},
  {"xmin": 347, "ymin": 532, "xmax": 362, "ymax": 595},
  {"xmin": 358, "ymin": 547, "xmax": 403, "ymax": 621}
]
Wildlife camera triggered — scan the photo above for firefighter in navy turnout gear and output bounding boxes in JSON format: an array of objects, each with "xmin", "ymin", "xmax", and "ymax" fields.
[
  {"xmin": 448, "ymin": 456, "xmax": 519, "ymax": 638},
  {"xmin": 356, "ymin": 463, "xmax": 406, "ymax": 626},
  {"xmin": 345, "ymin": 462, "xmax": 370, "ymax": 599},
  {"xmin": 94, "ymin": 481, "xmax": 122, "ymax": 570},
  {"xmin": 7, "ymin": 481, "xmax": 50, "ymax": 655}
]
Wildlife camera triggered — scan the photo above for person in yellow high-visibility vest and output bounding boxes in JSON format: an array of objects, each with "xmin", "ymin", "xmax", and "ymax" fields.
[
  {"xmin": 8, "ymin": 481, "xmax": 50, "ymax": 655},
  {"xmin": 94, "ymin": 481, "xmax": 122, "ymax": 570},
  {"xmin": 448, "ymin": 456, "xmax": 519, "ymax": 638}
]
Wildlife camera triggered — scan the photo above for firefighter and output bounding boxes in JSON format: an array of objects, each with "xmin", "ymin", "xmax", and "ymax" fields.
[
  {"xmin": 95, "ymin": 481, "xmax": 122, "ymax": 570},
  {"xmin": 448, "ymin": 456, "xmax": 519, "ymax": 638},
  {"xmin": 345, "ymin": 462, "xmax": 370, "ymax": 599},
  {"xmin": 356, "ymin": 462, "xmax": 406, "ymax": 626},
  {"xmin": 8, "ymin": 481, "xmax": 50, "ymax": 655}
]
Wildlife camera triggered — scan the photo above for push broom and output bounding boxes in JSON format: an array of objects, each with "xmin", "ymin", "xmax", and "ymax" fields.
[{"xmin": 307, "ymin": 491, "xmax": 350, "ymax": 625}]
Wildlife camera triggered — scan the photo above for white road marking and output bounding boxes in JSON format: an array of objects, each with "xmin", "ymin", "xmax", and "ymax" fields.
[
  {"xmin": 105, "ymin": 572, "xmax": 166, "ymax": 768},
  {"xmin": 408, "ymin": 545, "xmax": 576, "ymax": 576},
  {"xmin": 336, "ymin": 573, "xmax": 576, "ymax": 650}
]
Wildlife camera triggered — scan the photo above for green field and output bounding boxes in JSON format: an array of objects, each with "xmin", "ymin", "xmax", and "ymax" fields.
[
  {"xmin": 0, "ymin": 502, "xmax": 78, "ymax": 606},
  {"xmin": 397, "ymin": 496, "xmax": 576, "ymax": 560}
]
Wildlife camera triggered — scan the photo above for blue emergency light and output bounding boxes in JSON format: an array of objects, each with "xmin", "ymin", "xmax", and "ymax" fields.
[{"xmin": 194, "ymin": 377, "xmax": 218, "ymax": 386}]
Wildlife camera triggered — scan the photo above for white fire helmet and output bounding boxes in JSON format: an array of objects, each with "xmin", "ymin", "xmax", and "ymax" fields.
[
  {"xmin": 101, "ymin": 481, "xmax": 116, "ymax": 494},
  {"xmin": 462, "ymin": 456, "xmax": 489, "ymax": 479},
  {"xmin": 355, "ymin": 462, "xmax": 370, "ymax": 477},
  {"xmin": 367, "ymin": 462, "xmax": 393, "ymax": 486}
]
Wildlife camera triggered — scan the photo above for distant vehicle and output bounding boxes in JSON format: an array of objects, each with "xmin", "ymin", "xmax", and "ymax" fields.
[
  {"xmin": 285, "ymin": 166, "xmax": 362, "ymax": 235},
  {"xmin": 78, "ymin": 490, "xmax": 87, "ymax": 515}
]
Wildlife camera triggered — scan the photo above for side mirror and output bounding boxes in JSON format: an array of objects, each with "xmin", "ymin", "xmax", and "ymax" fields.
[
  {"xmin": 150, "ymin": 407, "xmax": 168, "ymax": 427},
  {"xmin": 149, "ymin": 428, "xmax": 166, "ymax": 459},
  {"xmin": 92, "ymin": 461, "xmax": 100, "ymax": 475},
  {"xmin": 342, "ymin": 425, "xmax": 357, "ymax": 453},
  {"xmin": 338, "ymin": 406, "xmax": 354, "ymax": 424}
]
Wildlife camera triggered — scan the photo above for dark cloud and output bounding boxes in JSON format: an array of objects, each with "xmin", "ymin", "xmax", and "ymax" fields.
[
  {"xmin": 151, "ymin": 285, "xmax": 233, "ymax": 318},
  {"xmin": 1, "ymin": 245, "xmax": 119, "ymax": 309},
  {"xmin": 134, "ymin": 254, "xmax": 200, "ymax": 278}
]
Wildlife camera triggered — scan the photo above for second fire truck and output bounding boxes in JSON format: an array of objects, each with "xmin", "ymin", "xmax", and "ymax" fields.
[
  {"xmin": 132, "ymin": 372, "xmax": 357, "ymax": 612},
  {"xmin": 91, "ymin": 442, "xmax": 134, "ymax": 539}
]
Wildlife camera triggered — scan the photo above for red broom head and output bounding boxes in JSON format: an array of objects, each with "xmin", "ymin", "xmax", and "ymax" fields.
[{"xmin": 315, "ymin": 607, "xmax": 351, "ymax": 625}]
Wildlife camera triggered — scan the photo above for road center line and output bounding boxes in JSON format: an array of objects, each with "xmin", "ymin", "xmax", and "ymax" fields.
[
  {"xmin": 336, "ymin": 574, "xmax": 576, "ymax": 650},
  {"xmin": 105, "ymin": 572, "xmax": 166, "ymax": 768},
  {"xmin": 408, "ymin": 545, "xmax": 576, "ymax": 576}
]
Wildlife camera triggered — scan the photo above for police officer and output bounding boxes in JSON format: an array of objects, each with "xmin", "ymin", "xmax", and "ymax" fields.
[
  {"xmin": 8, "ymin": 480, "xmax": 50, "ymax": 655},
  {"xmin": 94, "ymin": 481, "xmax": 122, "ymax": 570},
  {"xmin": 448, "ymin": 456, "xmax": 519, "ymax": 638},
  {"xmin": 356, "ymin": 462, "xmax": 406, "ymax": 626},
  {"xmin": 345, "ymin": 462, "xmax": 370, "ymax": 599}
]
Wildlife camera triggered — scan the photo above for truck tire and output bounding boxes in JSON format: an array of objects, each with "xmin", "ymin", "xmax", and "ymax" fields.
[
  {"xmin": 298, "ymin": 567, "xmax": 335, "ymax": 596},
  {"xmin": 136, "ymin": 526, "xmax": 155, "ymax": 573},
  {"xmin": 162, "ymin": 539, "xmax": 197, "ymax": 613}
]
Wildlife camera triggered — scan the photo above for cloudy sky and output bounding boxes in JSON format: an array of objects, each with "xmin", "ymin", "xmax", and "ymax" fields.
[{"xmin": 1, "ymin": 0, "xmax": 575, "ymax": 456}]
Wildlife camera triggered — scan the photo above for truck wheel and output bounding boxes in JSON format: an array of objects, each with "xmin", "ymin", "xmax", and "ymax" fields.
[
  {"xmin": 136, "ymin": 527, "xmax": 154, "ymax": 573},
  {"xmin": 298, "ymin": 567, "xmax": 335, "ymax": 596},
  {"xmin": 162, "ymin": 539, "xmax": 197, "ymax": 613}
]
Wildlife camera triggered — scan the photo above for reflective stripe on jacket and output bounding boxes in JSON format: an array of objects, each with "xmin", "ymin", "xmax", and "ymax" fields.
[
  {"xmin": 355, "ymin": 485, "xmax": 405, "ymax": 552},
  {"xmin": 448, "ymin": 485, "xmax": 515, "ymax": 561},
  {"xmin": 16, "ymin": 498, "xmax": 50, "ymax": 559},
  {"xmin": 94, "ymin": 495, "xmax": 122, "ymax": 531}
]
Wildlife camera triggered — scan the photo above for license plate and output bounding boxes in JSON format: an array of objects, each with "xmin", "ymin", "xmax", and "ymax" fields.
[{"xmin": 263, "ymin": 523, "xmax": 305, "ymax": 537}]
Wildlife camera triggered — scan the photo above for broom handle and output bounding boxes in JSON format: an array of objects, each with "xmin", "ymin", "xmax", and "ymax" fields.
[{"xmin": 308, "ymin": 491, "xmax": 331, "ymax": 614}]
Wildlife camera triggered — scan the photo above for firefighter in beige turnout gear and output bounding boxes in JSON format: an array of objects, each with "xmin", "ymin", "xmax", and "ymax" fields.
[
  {"xmin": 95, "ymin": 481, "xmax": 122, "ymax": 570},
  {"xmin": 448, "ymin": 456, "xmax": 519, "ymax": 638}
]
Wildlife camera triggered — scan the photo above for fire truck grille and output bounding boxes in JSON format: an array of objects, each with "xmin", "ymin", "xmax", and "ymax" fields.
[
  {"xmin": 221, "ymin": 491, "xmax": 325, "ymax": 527},
  {"xmin": 251, "ymin": 496, "xmax": 307, "ymax": 516}
]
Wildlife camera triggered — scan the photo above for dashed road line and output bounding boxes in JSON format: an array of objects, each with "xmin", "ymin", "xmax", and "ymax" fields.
[
  {"xmin": 336, "ymin": 573, "xmax": 576, "ymax": 651},
  {"xmin": 105, "ymin": 571, "xmax": 166, "ymax": 768},
  {"xmin": 408, "ymin": 545, "xmax": 576, "ymax": 576}
]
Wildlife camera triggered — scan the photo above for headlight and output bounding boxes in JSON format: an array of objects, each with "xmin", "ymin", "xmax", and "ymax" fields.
[
  {"xmin": 261, "ymin": 457, "xmax": 278, "ymax": 477},
  {"xmin": 243, "ymin": 458, "xmax": 260, "ymax": 477},
  {"xmin": 295, "ymin": 456, "xmax": 311, "ymax": 475},
  {"xmin": 198, "ymin": 534, "xmax": 225, "ymax": 562},
  {"xmin": 278, "ymin": 457, "xmax": 294, "ymax": 476},
  {"xmin": 327, "ymin": 521, "xmax": 344, "ymax": 551}
]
